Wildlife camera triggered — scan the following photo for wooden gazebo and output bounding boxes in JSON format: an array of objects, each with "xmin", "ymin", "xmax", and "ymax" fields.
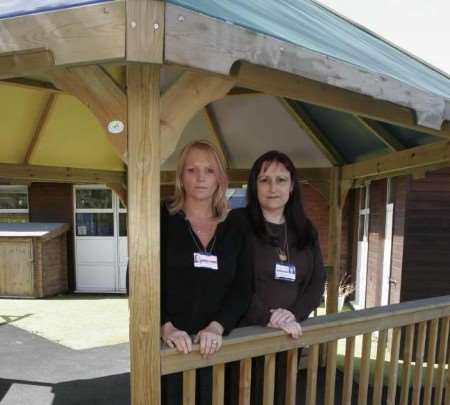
[{"xmin": 1, "ymin": 1, "xmax": 449, "ymax": 404}]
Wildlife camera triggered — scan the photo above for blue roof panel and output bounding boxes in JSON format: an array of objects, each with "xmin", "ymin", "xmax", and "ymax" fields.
[
  {"xmin": 168, "ymin": 0, "xmax": 450, "ymax": 100},
  {"xmin": 0, "ymin": 0, "xmax": 108, "ymax": 19}
]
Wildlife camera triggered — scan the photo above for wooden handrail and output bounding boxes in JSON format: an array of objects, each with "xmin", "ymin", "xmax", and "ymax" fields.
[{"xmin": 161, "ymin": 295, "xmax": 450, "ymax": 375}]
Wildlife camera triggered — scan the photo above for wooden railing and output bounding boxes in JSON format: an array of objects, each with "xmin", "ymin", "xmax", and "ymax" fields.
[{"xmin": 161, "ymin": 295, "xmax": 450, "ymax": 405}]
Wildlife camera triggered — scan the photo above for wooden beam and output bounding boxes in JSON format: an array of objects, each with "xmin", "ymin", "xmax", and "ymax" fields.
[
  {"xmin": 202, "ymin": 105, "xmax": 230, "ymax": 166},
  {"xmin": 0, "ymin": 163, "xmax": 125, "ymax": 184},
  {"xmin": 161, "ymin": 168, "xmax": 331, "ymax": 185},
  {"xmin": 47, "ymin": 66, "xmax": 128, "ymax": 163},
  {"xmin": 0, "ymin": 1, "xmax": 125, "ymax": 70},
  {"xmin": 342, "ymin": 140, "xmax": 450, "ymax": 183},
  {"xmin": 227, "ymin": 88, "xmax": 260, "ymax": 96},
  {"xmin": 0, "ymin": 78, "xmax": 61, "ymax": 94},
  {"xmin": 0, "ymin": 51, "xmax": 55, "ymax": 80},
  {"xmin": 278, "ymin": 98, "xmax": 345, "ymax": 166},
  {"xmin": 127, "ymin": 63, "xmax": 161, "ymax": 405},
  {"xmin": 24, "ymin": 94, "xmax": 57, "ymax": 164},
  {"xmin": 356, "ymin": 117, "xmax": 406, "ymax": 152},
  {"xmin": 237, "ymin": 63, "xmax": 450, "ymax": 139},
  {"xmin": 108, "ymin": 182, "xmax": 127, "ymax": 207},
  {"xmin": 160, "ymin": 71, "xmax": 235, "ymax": 163},
  {"xmin": 126, "ymin": 0, "xmax": 164, "ymax": 63}
]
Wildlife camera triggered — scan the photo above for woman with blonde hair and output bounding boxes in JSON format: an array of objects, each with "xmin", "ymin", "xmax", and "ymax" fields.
[{"xmin": 161, "ymin": 140, "xmax": 252, "ymax": 405}]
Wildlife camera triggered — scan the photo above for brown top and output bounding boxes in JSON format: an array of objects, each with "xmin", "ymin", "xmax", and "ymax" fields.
[{"xmin": 233, "ymin": 208, "xmax": 326, "ymax": 326}]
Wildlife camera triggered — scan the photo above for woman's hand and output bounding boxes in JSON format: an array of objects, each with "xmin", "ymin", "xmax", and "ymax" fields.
[
  {"xmin": 279, "ymin": 321, "xmax": 303, "ymax": 339},
  {"xmin": 161, "ymin": 322, "xmax": 192, "ymax": 354},
  {"xmin": 268, "ymin": 308, "xmax": 296, "ymax": 327},
  {"xmin": 194, "ymin": 321, "xmax": 224, "ymax": 358}
]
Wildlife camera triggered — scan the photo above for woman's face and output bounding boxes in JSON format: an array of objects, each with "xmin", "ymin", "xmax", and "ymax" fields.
[
  {"xmin": 256, "ymin": 161, "xmax": 293, "ymax": 215},
  {"xmin": 182, "ymin": 148, "xmax": 219, "ymax": 203}
]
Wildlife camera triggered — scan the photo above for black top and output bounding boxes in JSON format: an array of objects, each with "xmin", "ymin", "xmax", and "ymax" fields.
[
  {"xmin": 161, "ymin": 204, "xmax": 252, "ymax": 335},
  {"xmin": 232, "ymin": 208, "xmax": 326, "ymax": 325}
]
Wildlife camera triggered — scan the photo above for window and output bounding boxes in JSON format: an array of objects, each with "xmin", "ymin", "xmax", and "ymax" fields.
[{"xmin": 0, "ymin": 186, "xmax": 29, "ymax": 223}]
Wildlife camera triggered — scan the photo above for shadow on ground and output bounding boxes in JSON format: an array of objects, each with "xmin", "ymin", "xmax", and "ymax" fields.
[{"xmin": 0, "ymin": 373, "xmax": 130, "ymax": 405}]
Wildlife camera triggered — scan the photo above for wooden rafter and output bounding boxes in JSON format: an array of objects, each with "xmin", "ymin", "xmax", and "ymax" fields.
[
  {"xmin": 0, "ymin": 78, "xmax": 61, "ymax": 94},
  {"xmin": 0, "ymin": 163, "xmax": 125, "ymax": 184},
  {"xmin": 46, "ymin": 65, "xmax": 128, "ymax": 163},
  {"xmin": 0, "ymin": 50, "xmax": 55, "ymax": 80},
  {"xmin": 108, "ymin": 182, "xmax": 128, "ymax": 207},
  {"xmin": 355, "ymin": 116, "xmax": 406, "ymax": 152},
  {"xmin": 342, "ymin": 140, "xmax": 450, "ymax": 184},
  {"xmin": 202, "ymin": 105, "xmax": 230, "ymax": 166},
  {"xmin": 160, "ymin": 71, "xmax": 235, "ymax": 163},
  {"xmin": 24, "ymin": 94, "xmax": 57, "ymax": 164},
  {"xmin": 278, "ymin": 98, "xmax": 345, "ymax": 166},
  {"xmin": 237, "ymin": 63, "xmax": 450, "ymax": 139},
  {"xmin": 161, "ymin": 168, "xmax": 331, "ymax": 185},
  {"xmin": 227, "ymin": 88, "xmax": 260, "ymax": 96}
]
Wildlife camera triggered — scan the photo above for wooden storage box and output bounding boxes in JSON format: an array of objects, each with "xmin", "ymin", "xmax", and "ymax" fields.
[{"xmin": 0, "ymin": 223, "xmax": 69, "ymax": 298}]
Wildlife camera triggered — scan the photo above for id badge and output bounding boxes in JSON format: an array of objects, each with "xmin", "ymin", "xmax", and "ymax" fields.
[
  {"xmin": 193, "ymin": 252, "xmax": 219, "ymax": 270},
  {"xmin": 274, "ymin": 263, "xmax": 296, "ymax": 282}
]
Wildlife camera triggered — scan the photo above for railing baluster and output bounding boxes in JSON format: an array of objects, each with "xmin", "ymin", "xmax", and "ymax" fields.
[
  {"xmin": 387, "ymin": 327, "xmax": 402, "ymax": 405},
  {"xmin": 324, "ymin": 340, "xmax": 337, "ymax": 405},
  {"xmin": 357, "ymin": 333, "xmax": 372, "ymax": 405},
  {"xmin": 305, "ymin": 345, "xmax": 319, "ymax": 405},
  {"xmin": 400, "ymin": 324, "xmax": 415, "ymax": 405},
  {"xmin": 285, "ymin": 349, "xmax": 298, "ymax": 405},
  {"xmin": 412, "ymin": 321, "xmax": 427, "ymax": 405},
  {"xmin": 263, "ymin": 353, "xmax": 276, "ymax": 405},
  {"xmin": 372, "ymin": 329, "xmax": 388, "ymax": 405},
  {"xmin": 424, "ymin": 319, "xmax": 439, "ymax": 405},
  {"xmin": 182, "ymin": 369, "xmax": 196, "ymax": 405},
  {"xmin": 341, "ymin": 336, "xmax": 355, "ymax": 405},
  {"xmin": 239, "ymin": 358, "xmax": 252, "ymax": 405},
  {"xmin": 212, "ymin": 363, "xmax": 225, "ymax": 405},
  {"xmin": 435, "ymin": 317, "xmax": 450, "ymax": 405},
  {"xmin": 445, "ymin": 342, "xmax": 450, "ymax": 405}
]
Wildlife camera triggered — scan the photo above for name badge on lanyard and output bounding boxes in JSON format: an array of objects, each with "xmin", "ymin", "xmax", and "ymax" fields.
[
  {"xmin": 274, "ymin": 262, "xmax": 296, "ymax": 282},
  {"xmin": 193, "ymin": 252, "xmax": 219, "ymax": 270}
]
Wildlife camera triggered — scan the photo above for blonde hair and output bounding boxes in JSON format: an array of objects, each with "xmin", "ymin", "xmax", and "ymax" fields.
[{"xmin": 168, "ymin": 140, "xmax": 229, "ymax": 219}]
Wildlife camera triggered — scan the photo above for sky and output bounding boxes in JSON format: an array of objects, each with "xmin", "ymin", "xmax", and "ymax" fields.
[{"xmin": 318, "ymin": 0, "xmax": 450, "ymax": 76}]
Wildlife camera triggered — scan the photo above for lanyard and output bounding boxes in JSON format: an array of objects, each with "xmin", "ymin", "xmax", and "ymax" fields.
[{"xmin": 187, "ymin": 222, "xmax": 217, "ymax": 255}]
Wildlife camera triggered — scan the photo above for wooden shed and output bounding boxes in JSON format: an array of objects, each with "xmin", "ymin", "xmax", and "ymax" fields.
[
  {"xmin": 1, "ymin": 1, "xmax": 450, "ymax": 404},
  {"xmin": 0, "ymin": 222, "xmax": 69, "ymax": 297}
]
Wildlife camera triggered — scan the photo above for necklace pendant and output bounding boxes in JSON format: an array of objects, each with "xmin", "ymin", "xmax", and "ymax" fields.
[{"xmin": 278, "ymin": 251, "xmax": 287, "ymax": 261}]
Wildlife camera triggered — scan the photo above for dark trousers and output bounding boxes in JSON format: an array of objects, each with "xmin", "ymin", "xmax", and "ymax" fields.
[{"xmin": 162, "ymin": 367, "xmax": 212, "ymax": 405}]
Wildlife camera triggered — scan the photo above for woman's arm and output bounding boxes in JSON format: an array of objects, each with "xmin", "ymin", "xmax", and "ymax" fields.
[{"xmin": 288, "ymin": 235, "xmax": 326, "ymax": 322}]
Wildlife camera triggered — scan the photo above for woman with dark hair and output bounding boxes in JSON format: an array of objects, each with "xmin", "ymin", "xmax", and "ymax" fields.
[{"xmin": 230, "ymin": 150, "xmax": 326, "ymax": 404}]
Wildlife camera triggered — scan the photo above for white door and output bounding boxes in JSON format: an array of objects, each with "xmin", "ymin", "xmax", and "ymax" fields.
[
  {"xmin": 74, "ymin": 185, "xmax": 128, "ymax": 293},
  {"xmin": 352, "ymin": 184, "xmax": 370, "ymax": 310}
]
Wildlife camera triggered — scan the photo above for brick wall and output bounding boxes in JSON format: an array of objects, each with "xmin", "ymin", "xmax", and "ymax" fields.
[{"xmin": 29, "ymin": 183, "xmax": 75, "ymax": 290}]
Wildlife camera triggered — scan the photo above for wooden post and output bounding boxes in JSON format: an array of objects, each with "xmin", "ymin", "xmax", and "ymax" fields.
[
  {"xmin": 127, "ymin": 63, "xmax": 161, "ymax": 405},
  {"xmin": 326, "ymin": 167, "xmax": 352, "ymax": 314}
]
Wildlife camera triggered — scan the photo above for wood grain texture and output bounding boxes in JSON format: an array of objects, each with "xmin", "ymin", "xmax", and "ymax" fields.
[
  {"xmin": 306, "ymin": 345, "xmax": 319, "ymax": 405},
  {"xmin": 212, "ymin": 363, "xmax": 225, "ymax": 405},
  {"xmin": 238, "ymin": 358, "xmax": 252, "ymax": 405},
  {"xmin": 357, "ymin": 333, "xmax": 372, "ymax": 405},
  {"xmin": 0, "ymin": 163, "xmax": 125, "ymax": 184},
  {"xmin": 434, "ymin": 317, "xmax": 450, "ymax": 405},
  {"xmin": 412, "ymin": 322, "xmax": 427, "ymax": 405},
  {"xmin": 400, "ymin": 325, "xmax": 415, "ymax": 405},
  {"xmin": 47, "ymin": 65, "xmax": 128, "ymax": 163},
  {"xmin": 341, "ymin": 336, "xmax": 355, "ymax": 405},
  {"xmin": 126, "ymin": 0, "xmax": 164, "ymax": 63},
  {"xmin": 324, "ymin": 340, "xmax": 337, "ymax": 405},
  {"xmin": 0, "ymin": 51, "xmax": 55, "ymax": 80},
  {"xmin": 387, "ymin": 328, "xmax": 402, "ymax": 405},
  {"xmin": 372, "ymin": 330, "xmax": 388, "ymax": 405},
  {"xmin": 285, "ymin": 349, "xmax": 298, "ymax": 405},
  {"xmin": 423, "ymin": 319, "xmax": 439, "ymax": 405},
  {"xmin": 127, "ymin": 64, "xmax": 161, "ymax": 405},
  {"xmin": 24, "ymin": 94, "xmax": 57, "ymax": 164},
  {"xmin": 183, "ymin": 370, "xmax": 196, "ymax": 405},
  {"xmin": 263, "ymin": 353, "xmax": 276, "ymax": 405},
  {"xmin": 160, "ymin": 71, "xmax": 235, "ymax": 163},
  {"xmin": 0, "ymin": 1, "xmax": 125, "ymax": 66}
]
